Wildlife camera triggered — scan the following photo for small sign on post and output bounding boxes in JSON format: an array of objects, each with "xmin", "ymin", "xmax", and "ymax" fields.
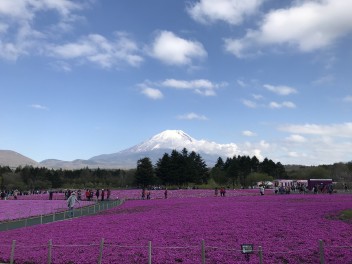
[{"xmin": 241, "ymin": 244, "xmax": 254, "ymax": 262}]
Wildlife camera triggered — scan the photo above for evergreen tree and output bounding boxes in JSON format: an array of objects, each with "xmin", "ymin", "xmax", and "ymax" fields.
[
  {"xmin": 155, "ymin": 153, "xmax": 171, "ymax": 185},
  {"xmin": 135, "ymin": 157, "xmax": 155, "ymax": 188},
  {"xmin": 226, "ymin": 156, "xmax": 239, "ymax": 188},
  {"xmin": 214, "ymin": 157, "xmax": 225, "ymax": 169}
]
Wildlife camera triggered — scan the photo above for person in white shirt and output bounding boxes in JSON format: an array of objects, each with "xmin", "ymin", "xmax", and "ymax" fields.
[{"xmin": 67, "ymin": 192, "xmax": 79, "ymax": 217}]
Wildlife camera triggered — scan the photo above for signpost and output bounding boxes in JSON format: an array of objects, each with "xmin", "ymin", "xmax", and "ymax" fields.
[{"xmin": 241, "ymin": 244, "xmax": 254, "ymax": 262}]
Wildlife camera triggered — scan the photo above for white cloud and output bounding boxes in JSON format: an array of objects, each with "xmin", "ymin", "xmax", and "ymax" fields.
[
  {"xmin": 149, "ymin": 31, "xmax": 207, "ymax": 66},
  {"xmin": 269, "ymin": 101, "xmax": 296, "ymax": 109},
  {"xmin": 259, "ymin": 140, "xmax": 270, "ymax": 149},
  {"xmin": 177, "ymin": 113, "xmax": 208, "ymax": 120},
  {"xmin": 242, "ymin": 130, "xmax": 256, "ymax": 137},
  {"xmin": 279, "ymin": 123, "xmax": 352, "ymax": 138},
  {"xmin": 312, "ymin": 74, "xmax": 334, "ymax": 85},
  {"xmin": 187, "ymin": 0, "xmax": 265, "ymax": 25},
  {"xmin": 50, "ymin": 60, "xmax": 72, "ymax": 72},
  {"xmin": 0, "ymin": 0, "xmax": 84, "ymax": 61},
  {"xmin": 343, "ymin": 95, "xmax": 352, "ymax": 102},
  {"xmin": 140, "ymin": 85, "xmax": 163, "ymax": 100},
  {"xmin": 237, "ymin": 80, "xmax": 246, "ymax": 87},
  {"xmin": 263, "ymin": 84, "xmax": 297, "ymax": 96},
  {"xmin": 237, "ymin": 122, "xmax": 352, "ymax": 165},
  {"xmin": 30, "ymin": 104, "xmax": 48, "ymax": 110},
  {"xmin": 252, "ymin": 94, "xmax": 263, "ymax": 100},
  {"xmin": 225, "ymin": 0, "xmax": 352, "ymax": 57},
  {"xmin": 285, "ymin": 134, "xmax": 307, "ymax": 143},
  {"xmin": 242, "ymin": 99, "xmax": 257, "ymax": 108},
  {"xmin": 0, "ymin": 23, "xmax": 8, "ymax": 33},
  {"xmin": 48, "ymin": 33, "xmax": 143, "ymax": 68},
  {"xmin": 161, "ymin": 79, "xmax": 226, "ymax": 96}
]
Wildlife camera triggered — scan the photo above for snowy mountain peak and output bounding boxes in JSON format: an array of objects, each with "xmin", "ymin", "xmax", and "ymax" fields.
[
  {"xmin": 150, "ymin": 130, "xmax": 194, "ymax": 143},
  {"xmin": 124, "ymin": 130, "xmax": 239, "ymax": 158},
  {"xmin": 127, "ymin": 130, "xmax": 195, "ymax": 153}
]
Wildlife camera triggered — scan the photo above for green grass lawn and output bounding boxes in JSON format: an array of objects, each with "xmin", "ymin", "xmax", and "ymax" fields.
[{"xmin": 339, "ymin": 209, "xmax": 352, "ymax": 221}]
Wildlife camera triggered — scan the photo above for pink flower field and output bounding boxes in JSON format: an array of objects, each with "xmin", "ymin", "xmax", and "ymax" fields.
[
  {"xmin": 0, "ymin": 200, "xmax": 94, "ymax": 222},
  {"xmin": 0, "ymin": 190, "xmax": 351, "ymax": 263}
]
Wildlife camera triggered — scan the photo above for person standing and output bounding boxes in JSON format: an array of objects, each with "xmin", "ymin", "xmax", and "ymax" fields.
[
  {"xmin": 95, "ymin": 189, "xmax": 100, "ymax": 201},
  {"xmin": 146, "ymin": 190, "xmax": 151, "ymax": 200},
  {"xmin": 260, "ymin": 186, "xmax": 265, "ymax": 195},
  {"xmin": 107, "ymin": 189, "xmax": 111, "ymax": 200},
  {"xmin": 49, "ymin": 190, "xmax": 53, "ymax": 200},
  {"xmin": 85, "ymin": 189, "xmax": 90, "ymax": 201},
  {"xmin": 164, "ymin": 188, "xmax": 168, "ymax": 199},
  {"xmin": 141, "ymin": 189, "xmax": 146, "ymax": 200},
  {"xmin": 101, "ymin": 189, "xmax": 105, "ymax": 201},
  {"xmin": 67, "ymin": 192, "xmax": 79, "ymax": 217}
]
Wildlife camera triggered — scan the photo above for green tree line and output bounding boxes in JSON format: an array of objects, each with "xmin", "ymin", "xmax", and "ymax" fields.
[
  {"xmin": 0, "ymin": 166, "xmax": 135, "ymax": 191},
  {"xmin": 0, "ymin": 148, "xmax": 351, "ymax": 191},
  {"xmin": 135, "ymin": 148, "xmax": 209, "ymax": 187}
]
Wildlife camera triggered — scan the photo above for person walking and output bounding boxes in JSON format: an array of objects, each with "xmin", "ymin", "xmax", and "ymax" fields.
[{"xmin": 67, "ymin": 192, "xmax": 80, "ymax": 218}]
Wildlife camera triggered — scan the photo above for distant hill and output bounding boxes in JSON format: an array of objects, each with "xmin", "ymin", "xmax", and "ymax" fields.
[{"xmin": 0, "ymin": 150, "xmax": 38, "ymax": 168}]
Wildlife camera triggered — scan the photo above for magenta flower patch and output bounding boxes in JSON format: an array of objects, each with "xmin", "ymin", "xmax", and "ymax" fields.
[{"xmin": 0, "ymin": 191, "xmax": 351, "ymax": 263}]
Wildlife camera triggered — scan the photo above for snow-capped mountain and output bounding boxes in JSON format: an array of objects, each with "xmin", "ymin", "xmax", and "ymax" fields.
[
  {"xmin": 38, "ymin": 130, "xmax": 240, "ymax": 169},
  {"xmin": 88, "ymin": 130, "xmax": 238, "ymax": 168},
  {"xmin": 127, "ymin": 130, "xmax": 196, "ymax": 152},
  {"xmin": 124, "ymin": 130, "xmax": 238, "ymax": 157}
]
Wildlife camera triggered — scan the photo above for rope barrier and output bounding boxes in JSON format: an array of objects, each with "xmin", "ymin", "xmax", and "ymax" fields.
[
  {"xmin": 268, "ymin": 248, "xmax": 314, "ymax": 254},
  {"xmin": 53, "ymin": 244, "xmax": 100, "ymax": 247},
  {"xmin": 1, "ymin": 238, "xmax": 351, "ymax": 264},
  {"xmin": 205, "ymin": 246, "xmax": 244, "ymax": 252},
  {"xmin": 325, "ymin": 245, "xmax": 352, "ymax": 249},
  {"xmin": 1, "ymin": 241, "xmax": 351, "ymax": 251},
  {"xmin": 152, "ymin": 246, "xmax": 199, "ymax": 249}
]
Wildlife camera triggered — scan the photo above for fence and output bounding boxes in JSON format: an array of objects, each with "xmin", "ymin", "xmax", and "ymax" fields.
[
  {"xmin": 1, "ymin": 239, "xmax": 351, "ymax": 264},
  {"xmin": 0, "ymin": 199, "xmax": 123, "ymax": 231}
]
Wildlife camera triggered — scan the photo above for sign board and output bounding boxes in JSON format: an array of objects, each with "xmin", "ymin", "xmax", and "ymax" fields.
[{"xmin": 241, "ymin": 244, "xmax": 254, "ymax": 254}]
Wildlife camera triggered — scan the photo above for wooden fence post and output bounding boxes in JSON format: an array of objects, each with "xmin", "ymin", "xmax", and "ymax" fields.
[
  {"xmin": 201, "ymin": 239, "xmax": 205, "ymax": 264},
  {"xmin": 98, "ymin": 238, "xmax": 104, "ymax": 264},
  {"xmin": 47, "ymin": 239, "xmax": 52, "ymax": 264},
  {"xmin": 10, "ymin": 240, "xmax": 16, "ymax": 264},
  {"xmin": 319, "ymin": 239, "xmax": 325, "ymax": 264},
  {"xmin": 258, "ymin": 246, "xmax": 263, "ymax": 264},
  {"xmin": 148, "ymin": 241, "xmax": 152, "ymax": 264}
]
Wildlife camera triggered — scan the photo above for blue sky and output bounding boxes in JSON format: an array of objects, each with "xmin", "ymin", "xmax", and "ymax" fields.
[{"xmin": 0, "ymin": 0, "xmax": 351, "ymax": 165}]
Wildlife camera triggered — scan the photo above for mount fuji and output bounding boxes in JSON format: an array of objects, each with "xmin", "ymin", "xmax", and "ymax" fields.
[
  {"xmin": 39, "ymin": 130, "xmax": 239, "ymax": 169},
  {"xmin": 87, "ymin": 130, "xmax": 238, "ymax": 168}
]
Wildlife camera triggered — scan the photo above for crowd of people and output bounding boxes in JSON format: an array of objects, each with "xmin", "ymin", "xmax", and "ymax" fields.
[
  {"xmin": 63, "ymin": 189, "xmax": 112, "ymax": 202},
  {"xmin": 141, "ymin": 188, "xmax": 168, "ymax": 200}
]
